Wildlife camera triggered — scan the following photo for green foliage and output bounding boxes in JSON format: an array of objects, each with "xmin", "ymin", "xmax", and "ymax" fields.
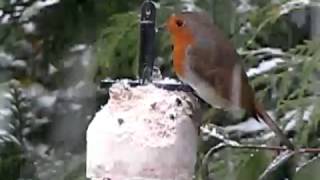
[
  {"xmin": 7, "ymin": 80, "xmax": 34, "ymax": 144},
  {"xmin": 96, "ymin": 12, "xmax": 139, "ymax": 79},
  {"xmin": 280, "ymin": 40, "xmax": 320, "ymax": 147},
  {"xmin": 197, "ymin": 148, "xmax": 274, "ymax": 180},
  {"xmin": 0, "ymin": 80, "xmax": 37, "ymax": 179},
  {"xmin": 294, "ymin": 158, "xmax": 320, "ymax": 180},
  {"xmin": 62, "ymin": 159, "xmax": 86, "ymax": 180},
  {"xmin": 236, "ymin": 151, "xmax": 272, "ymax": 180},
  {"xmin": 0, "ymin": 140, "xmax": 24, "ymax": 180}
]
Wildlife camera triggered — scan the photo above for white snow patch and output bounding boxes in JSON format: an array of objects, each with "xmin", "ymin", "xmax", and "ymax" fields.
[
  {"xmin": 0, "ymin": 52, "xmax": 13, "ymax": 67},
  {"xmin": 241, "ymin": 47, "xmax": 285, "ymax": 57},
  {"xmin": 48, "ymin": 64, "xmax": 58, "ymax": 75},
  {"xmin": 283, "ymin": 106, "xmax": 314, "ymax": 131},
  {"xmin": 20, "ymin": 0, "xmax": 60, "ymax": 21},
  {"xmin": 37, "ymin": 95, "xmax": 57, "ymax": 108},
  {"xmin": 0, "ymin": 52, "xmax": 13, "ymax": 60},
  {"xmin": 303, "ymin": 105, "xmax": 314, "ymax": 121},
  {"xmin": 181, "ymin": 0, "xmax": 197, "ymax": 12},
  {"xmin": 280, "ymin": 0, "xmax": 310, "ymax": 15},
  {"xmin": 246, "ymin": 58, "xmax": 284, "ymax": 77},
  {"xmin": 201, "ymin": 125, "xmax": 240, "ymax": 146},
  {"xmin": 0, "ymin": 129, "xmax": 8, "ymax": 136},
  {"xmin": 11, "ymin": 60, "xmax": 27, "ymax": 68},
  {"xmin": 0, "ymin": 109, "xmax": 12, "ymax": 117},
  {"xmin": 1, "ymin": 14, "xmax": 11, "ymax": 24},
  {"xmin": 70, "ymin": 103, "xmax": 82, "ymax": 111},
  {"xmin": 14, "ymin": 6, "xmax": 25, "ymax": 11},
  {"xmin": 225, "ymin": 118, "xmax": 268, "ymax": 133},
  {"xmin": 283, "ymin": 110, "xmax": 299, "ymax": 131},
  {"xmin": 237, "ymin": 0, "xmax": 254, "ymax": 13},
  {"xmin": 36, "ymin": 0, "xmax": 60, "ymax": 8},
  {"xmin": 70, "ymin": 44, "xmax": 87, "ymax": 52},
  {"xmin": 22, "ymin": 22, "xmax": 36, "ymax": 33},
  {"xmin": 34, "ymin": 144, "xmax": 50, "ymax": 158},
  {"xmin": 151, "ymin": 1, "xmax": 160, "ymax": 9},
  {"xmin": 154, "ymin": 77, "xmax": 180, "ymax": 84}
]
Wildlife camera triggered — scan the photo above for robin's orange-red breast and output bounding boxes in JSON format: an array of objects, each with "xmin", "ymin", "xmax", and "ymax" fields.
[{"xmin": 166, "ymin": 11, "xmax": 294, "ymax": 149}]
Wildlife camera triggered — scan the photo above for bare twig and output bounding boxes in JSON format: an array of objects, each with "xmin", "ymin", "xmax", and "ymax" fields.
[
  {"xmin": 201, "ymin": 126, "xmax": 320, "ymax": 154},
  {"xmin": 200, "ymin": 126, "xmax": 320, "ymax": 180},
  {"xmin": 226, "ymin": 144, "xmax": 320, "ymax": 154}
]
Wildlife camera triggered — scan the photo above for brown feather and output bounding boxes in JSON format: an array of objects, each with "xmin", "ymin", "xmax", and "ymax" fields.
[{"xmin": 167, "ymin": 11, "xmax": 294, "ymax": 149}]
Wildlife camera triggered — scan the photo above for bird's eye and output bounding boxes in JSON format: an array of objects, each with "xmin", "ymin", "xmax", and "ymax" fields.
[{"xmin": 175, "ymin": 19, "xmax": 184, "ymax": 27}]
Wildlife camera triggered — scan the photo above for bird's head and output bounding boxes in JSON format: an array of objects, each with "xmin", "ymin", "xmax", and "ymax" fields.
[
  {"xmin": 166, "ymin": 13, "xmax": 194, "ymax": 45},
  {"xmin": 165, "ymin": 12, "xmax": 214, "ymax": 46}
]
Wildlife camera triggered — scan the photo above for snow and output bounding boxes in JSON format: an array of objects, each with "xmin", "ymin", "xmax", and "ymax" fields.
[
  {"xmin": 242, "ymin": 47, "xmax": 285, "ymax": 57},
  {"xmin": 14, "ymin": 6, "xmax": 25, "ymax": 11},
  {"xmin": 237, "ymin": 0, "xmax": 254, "ymax": 13},
  {"xmin": 1, "ymin": 14, "xmax": 11, "ymax": 24},
  {"xmin": 0, "ymin": 129, "xmax": 8, "ymax": 136},
  {"xmin": 70, "ymin": 44, "xmax": 87, "ymax": 52},
  {"xmin": 13, "ymin": 11, "xmax": 22, "ymax": 17},
  {"xmin": 48, "ymin": 64, "xmax": 58, "ymax": 75},
  {"xmin": 0, "ymin": 52, "xmax": 14, "ymax": 68},
  {"xmin": 35, "ymin": 0, "xmax": 60, "ymax": 8},
  {"xmin": 225, "ymin": 118, "xmax": 268, "ymax": 133},
  {"xmin": 240, "ymin": 47, "xmax": 287, "ymax": 77},
  {"xmin": 181, "ymin": 0, "xmax": 197, "ymax": 12},
  {"xmin": 0, "ymin": 109, "xmax": 12, "ymax": 117},
  {"xmin": 0, "ymin": 130, "xmax": 20, "ymax": 145},
  {"xmin": 246, "ymin": 58, "xmax": 284, "ymax": 77},
  {"xmin": 280, "ymin": 0, "xmax": 310, "ymax": 15},
  {"xmin": 70, "ymin": 103, "xmax": 82, "ymax": 111},
  {"xmin": 101, "ymin": 77, "xmax": 181, "ymax": 85},
  {"xmin": 151, "ymin": 1, "xmax": 160, "ymax": 9},
  {"xmin": 80, "ymin": 46, "xmax": 92, "ymax": 66},
  {"xmin": 154, "ymin": 77, "xmax": 180, "ymax": 84},
  {"xmin": 303, "ymin": 106, "xmax": 314, "ymax": 121},
  {"xmin": 20, "ymin": 0, "xmax": 60, "ymax": 21},
  {"xmin": 37, "ymin": 95, "xmax": 57, "ymax": 108},
  {"xmin": 11, "ymin": 60, "xmax": 27, "ymax": 69},
  {"xmin": 283, "ymin": 110, "xmax": 299, "ymax": 131},
  {"xmin": 34, "ymin": 144, "xmax": 51, "ymax": 158},
  {"xmin": 22, "ymin": 22, "xmax": 36, "ymax": 33},
  {"xmin": 25, "ymin": 83, "xmax": 46, "ymax": 98},
  {"xmin": 283, "ymin": 105, "xmax": 314, "ymax": 131},
  {"xmin": 201, "ymin": 125, "xmax": 240, "ymax": 146}
]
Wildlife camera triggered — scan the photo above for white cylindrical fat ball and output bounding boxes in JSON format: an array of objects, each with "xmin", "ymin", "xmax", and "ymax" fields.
[{"xmin": 86, "ymin": 80, "xmax": 199, "ymax": 180}]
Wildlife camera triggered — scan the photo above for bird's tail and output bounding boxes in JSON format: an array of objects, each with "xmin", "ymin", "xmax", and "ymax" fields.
[{"xmin": 254, "ymin": 102, "xmax": 295, "ymax": 150}]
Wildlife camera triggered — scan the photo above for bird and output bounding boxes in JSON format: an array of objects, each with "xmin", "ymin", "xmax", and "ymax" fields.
[{"xmin": 165, "ymin": 11, "xmax": 294, "ymax": 150}]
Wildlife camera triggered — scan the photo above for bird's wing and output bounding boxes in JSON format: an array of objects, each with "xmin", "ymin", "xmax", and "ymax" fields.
[{"xmin": 188, "ymin": 44, "xmax": 256, "ymax": 113}]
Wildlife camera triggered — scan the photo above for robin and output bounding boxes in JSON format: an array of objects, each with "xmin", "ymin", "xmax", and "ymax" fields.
[{"xmin": 165, "ymin": 11, "xmax": 294, "ymax": 149}]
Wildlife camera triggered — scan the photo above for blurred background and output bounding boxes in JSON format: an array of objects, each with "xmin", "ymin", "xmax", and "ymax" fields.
[{"xmin": 0, "ymin": 0, "xmax": 320, "ymax": 179}]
